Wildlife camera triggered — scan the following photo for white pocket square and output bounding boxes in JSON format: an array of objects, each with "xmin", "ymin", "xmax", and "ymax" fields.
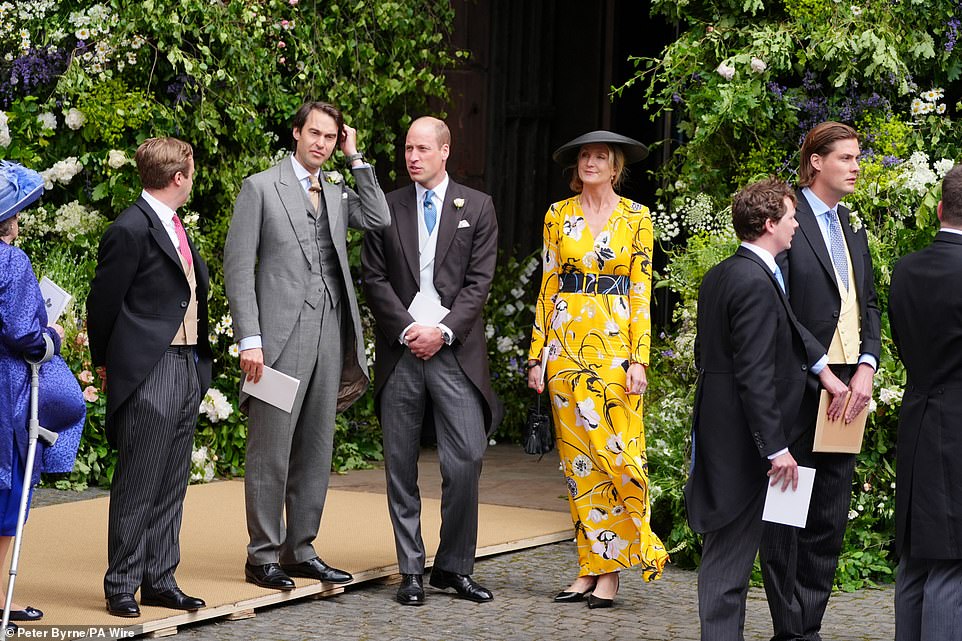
[{"xmin": 457, "ymin": 219, "xmax": 471, "ymax": 229}]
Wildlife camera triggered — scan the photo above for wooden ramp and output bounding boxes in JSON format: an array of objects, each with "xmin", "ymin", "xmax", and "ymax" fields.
[{"xmin": 12, "ymin": 480, "xmax": 572, "ymax": 638}]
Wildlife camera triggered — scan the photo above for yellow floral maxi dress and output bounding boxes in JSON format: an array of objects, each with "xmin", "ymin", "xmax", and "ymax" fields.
[{"xmin": 529, "ymin": 196, "xmax": 668, "ymax": 580}]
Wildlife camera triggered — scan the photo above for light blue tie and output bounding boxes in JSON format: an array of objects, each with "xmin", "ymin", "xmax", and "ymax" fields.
[
  {"xmin": 773, "ymin": 264, "xmax": 786, "ymax": 293},
  {"xmin": 423, "ymin": 190, "xmax": 437, "ymax": 234},
  {"xmin": 826, "ymin": 209, "xmax": 849, "ymax": 290}
]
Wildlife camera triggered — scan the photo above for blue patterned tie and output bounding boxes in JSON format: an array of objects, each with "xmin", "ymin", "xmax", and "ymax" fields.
[
  {"xmin": 827, "ymin": 209, "xmax": 849, "ymax": 290},
  {"xmin": 423, "ymin": 190, "xmax": 437, "ymax": 234},
  {"xmin": 773, "ymin": 264, "xmax": 786, "ymax": 293}
]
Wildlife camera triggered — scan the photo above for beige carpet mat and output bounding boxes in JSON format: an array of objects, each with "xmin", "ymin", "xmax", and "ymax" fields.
[{"xmin": 7, "ymin": 480, "xmax": 571, "ymax": 636}]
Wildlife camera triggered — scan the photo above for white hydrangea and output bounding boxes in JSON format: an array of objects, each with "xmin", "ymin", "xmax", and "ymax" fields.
[
  {"xmin": 190, "ymin": 445, "xmax": 216, "ymax": 483},
  {"xmin": 64, "ymin": 107, "xmax": 85, "ymax": 130},
  {"xmin": 749, "ymin": 57, "xmax": 767, "ymax": 73},
  {"xmin": 37, "ymin": 111, "xmax": 57, "ymax": 131},
  {"xmin": 51, "ymin": 200, "xmax": 106, "ymax": 240},
  {"xmin": 934, "ymin": 159, "xmax": 955, "ymax": 179},
  {"xmin": 199, "ymin": 387, "xmax": 233, "ymax": 423},
  {"xmin": 878, "ymin": 386, "xmax": 903, "ymax": 406},
  {"xmin": 652, "ymin": 203, "xmax": 681, "ymax": 240},
  {"xmin": 106, "ymin": 149, "xmax": 127, "ymax": 169},
  {"xmin": 40, "ymin": 157, "xmax": 83, "ymax": 189},
  {"xmin": 901, "ymin": 151, "xmax": 938, "ymax": 195},
  {"xmin": 0, "ymin": 111, "xmax": 10, "ymax": 148},
  {"xmin": 496, "ymin": 335, "xmax": 514, "ymax": 353}
]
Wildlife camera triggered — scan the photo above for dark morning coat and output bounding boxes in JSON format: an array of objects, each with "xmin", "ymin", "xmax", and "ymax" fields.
[
  {"xmin": 685, "ymin": 247, "xmax": 812, "ymax": 533},
  {"xmin": 86, "ymin": 197, "xmax": 212, "ymax": 445},
  {"xmin": 776, "ymin": 188, "xmax": 882, "ymax": 443},
  {"xmin": 889, "ymin": 230, "xmax": 962, "ymax": 559},
  {"xmin": 361, "ymin": 179, "xmax": 504, "ymax": 435}
]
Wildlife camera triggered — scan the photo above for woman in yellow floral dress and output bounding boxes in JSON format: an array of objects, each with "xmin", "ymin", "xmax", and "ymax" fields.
[{"xmin": 527, "ymin": 131, "xmax": 668, "ymax": 608}]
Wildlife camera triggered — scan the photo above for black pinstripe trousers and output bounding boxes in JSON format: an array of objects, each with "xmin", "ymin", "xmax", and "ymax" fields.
[
  {"xmin": 104, "ymin": 347, "xmax": 201, "ymax": 597},
  {"xmin": 759, "ymin": 364, "xmax": 858, "ymax": 641}
]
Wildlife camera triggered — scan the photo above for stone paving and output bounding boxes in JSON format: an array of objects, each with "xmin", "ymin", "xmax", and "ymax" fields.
[{"xmin": 29, "ymin": 446, "xmax": 896, "ymax": 641}]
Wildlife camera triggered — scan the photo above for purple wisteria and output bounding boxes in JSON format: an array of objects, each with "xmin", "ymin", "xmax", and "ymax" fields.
[{"xmin": 1, "ymin": 46, "xmax": 68, "ymax": 108}]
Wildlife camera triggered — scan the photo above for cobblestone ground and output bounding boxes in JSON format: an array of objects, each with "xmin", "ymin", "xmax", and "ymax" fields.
[{"xmin": 157, "ymin": 540, "xmax": 893, "ymax": 641}]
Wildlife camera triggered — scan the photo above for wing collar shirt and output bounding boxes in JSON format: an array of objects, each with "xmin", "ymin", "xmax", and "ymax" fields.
[
  {"xmin": 800, "ymin": 187, "xmax": 877, "ymax": 371},
  {"xmin": 399, "ymin": 174, "xmax": 454, "ymax": 345}
]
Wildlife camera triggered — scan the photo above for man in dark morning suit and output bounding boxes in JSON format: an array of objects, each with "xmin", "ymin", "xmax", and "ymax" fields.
[
  {"xmin": 224, "ymin": 102, "xmax": 389, "ymax": 590},
  {"xmin": 88, "ymin": 138, "xmax": 211, "ymax": 617},
  {"xmin": 889, "ymin": 164, "xmax": 962, "ymax": 641},
  {"xmin": 686, "ymin": 178, "xmax": 847, "ymax": 640},
  {"xmin": 361, "ymin": 117, "xmax": 502, "ymax": 606},
  {"xmin": 761, "ymin": 121, "xmax": 882, "ymax": 641}
]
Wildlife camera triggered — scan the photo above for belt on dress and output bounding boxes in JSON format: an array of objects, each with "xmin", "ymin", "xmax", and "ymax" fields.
[{"xmin": 558, "ymin": 272, "xmax": 631, "ymax": 295}]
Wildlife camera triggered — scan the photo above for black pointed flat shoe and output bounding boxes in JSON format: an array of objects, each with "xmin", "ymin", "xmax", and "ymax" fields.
[
  {"xmin": 553, "ymin": 589, "xmax": 590, "ymax": 603},
  {"xmin": 8, "ymin": 606, "xmax": 43, "ymax": 621}
]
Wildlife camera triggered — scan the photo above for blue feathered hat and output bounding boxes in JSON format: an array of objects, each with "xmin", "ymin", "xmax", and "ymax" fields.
[{"xmin": 0, "ymin": 161, "xmax": 45, "ymax": 223}]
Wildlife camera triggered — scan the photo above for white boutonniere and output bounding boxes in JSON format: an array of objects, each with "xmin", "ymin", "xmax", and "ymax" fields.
[
  {"xmin": 453, "ymin": 197, "xmax": 465, "ymax": 209},
  {"xmin": 849, "ymin": 210, "xmax": 863, "ymax": 233},
  {"xmin": 325, "ymin": 171, "xmax": 343, "ymax": 185}
]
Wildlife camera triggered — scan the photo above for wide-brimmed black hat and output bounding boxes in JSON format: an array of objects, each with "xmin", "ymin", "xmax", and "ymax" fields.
[{"xmin": 552, "ymin": 130, "xmax": 649, "ymax": 166}]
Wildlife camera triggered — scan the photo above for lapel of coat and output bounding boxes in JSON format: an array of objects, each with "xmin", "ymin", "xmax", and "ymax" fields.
[
  {"xmin": 276, "ymin": 159, "xmax": 314, "ymax": 266},
  {"xmin": 737, "ymin": 245, "xmax": 795, "ymax": 317},
  {"xmin": 140, "ymin": 197, "xmax": 186, "ymax": 277},
  {"xmin": 397, "ymin": 184, "xmax": 420, "ymax": 282},
  {"xmin": 793, "ymin": 188, "xmax": 836, "ymax": 282},
  {"xmin": 321, "ymin": 172, "xmax": 343, "ymax": 237},
  {"xmin": 433, "ymin": 179, "xmax": 461, "ymax": 274}
]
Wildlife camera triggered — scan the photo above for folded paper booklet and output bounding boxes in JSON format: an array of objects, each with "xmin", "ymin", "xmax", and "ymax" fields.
[
  {"xmin": 762, "ymin": 465, "xmax": 816, "ymax": 528},
  {"xmin": 39, "ymin": 276, "xmax": 72, "ymax": 325},
  {"xmin": 242, "ymin": 366, "xmax": 300, "ymax": 413},
  {"xmin": 407, "ymin": 291, "xmax": 450, "ymax": 326},
  {"xmin": 539, "ymin": 347, "xmax": 548, "ymax": 389},
  {"xmin": 812, "ymin": 390, "xmax": 868, "ymax": 454}
]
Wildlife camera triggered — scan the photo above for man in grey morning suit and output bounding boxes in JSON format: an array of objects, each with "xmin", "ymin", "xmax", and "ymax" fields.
[
  {"xmin": 88, "ymin": 137, "xmax": 211, "ymax": 617},
  {"xmin": 224, "ymin": 101, "xmax": 389, "ymax": 590},
  {"xmin": 362, "ymin": 117, "xmax": 502, "ymax": 605},
  {"xmin": 889, "ymin": 164, "xmax": 962, "ymax": 641},
  {"xmin": 686, "ymin": 178, "xmax": 846, "ymax": 640}
]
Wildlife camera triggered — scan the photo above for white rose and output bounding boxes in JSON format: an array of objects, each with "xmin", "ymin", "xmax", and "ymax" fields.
[
  {"xmin": 37, "ymin": 112, "xmax": 57, "ymax": 131},
  {"xmin": 107, "ymin": 149, "xmax": 127, "ymax": 169},
  {"xmin": 64, "ymin": 107, "xmax": 86, "ymax": 130},
  {"xmin": 716, "ymin": 62, "xmax": 736, "ymax": 81},
  {"xmin": 749, "ymin": 57, "xmax": 767, "ymax": 73}
]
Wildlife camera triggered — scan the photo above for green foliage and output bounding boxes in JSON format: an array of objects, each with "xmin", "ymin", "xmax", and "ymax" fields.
[
  {"xmin": 1, "ymin": 0, "xmax": 458, "ymax": 486},
  {"xmin": 620, "ymin": 0, "xmax": 962, "ymax": 586}
]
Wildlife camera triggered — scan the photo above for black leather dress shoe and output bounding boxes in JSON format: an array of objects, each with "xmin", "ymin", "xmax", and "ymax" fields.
[
  {"xmin": 396, "ymin": 574, "xmax": 425, "ymax": 606},
  {"xmin": 8, "ymin": 605, "xmax": 43, "ymax": 621},
  {"xmin": 280, "ymin": 557, "xmax": 353, "ymax": 584},
  {"xmin": 429, "ymin": 568, "xmax": 493, "ymax": 602},
  {"xmin": 245, "ymin": 562, "xmax": 295, "ymax": 590},
  {"xmin": 106, "ymin": 593, "xmax": 141, "ymax": 618},
  {"xmin": 141, "ymin": 587, "xmax": 206, "ymax": 611}
]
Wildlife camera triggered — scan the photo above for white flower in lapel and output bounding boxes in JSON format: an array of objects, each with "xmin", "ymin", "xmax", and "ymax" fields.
[
  {"xmin": 182, "ymin": 212, "xmax": 199, "ymax": 229},
  {"xmin": 848, "ymin": 210, "xmax": 863, "ymax": 232},
  {"xmin": 324, "ymin": 171, "xmax": 343, "ymax": 185},
  {"xmin": 453, "ymin": 197, "xmax": 465, "ymax": 209}
]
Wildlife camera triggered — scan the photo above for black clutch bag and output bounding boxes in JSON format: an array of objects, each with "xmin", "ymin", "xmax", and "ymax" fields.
[{"xmin": 522, "ymin": 395, "xmax": 554, "ymax": 458}]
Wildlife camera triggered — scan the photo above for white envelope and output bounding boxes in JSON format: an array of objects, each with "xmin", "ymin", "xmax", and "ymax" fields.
[
  {"xmin": 762, "ymin": 465, "xmax": 815, "ymax": 528},
  {"xmin": 39, "ymin": 276, "xmax": 72, "ymax": 324},
  {"xmin": 407, "ymin": 291, "xmax": 450, "ymax": 326},
  {"xmin": 242, "ymin": 366, "xmax": 300, "ymax": 413}
]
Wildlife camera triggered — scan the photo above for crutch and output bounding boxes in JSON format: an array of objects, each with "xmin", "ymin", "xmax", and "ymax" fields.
[{"xmin": 2, "ymin": 337, "xmax": 59, "ymax": 631}]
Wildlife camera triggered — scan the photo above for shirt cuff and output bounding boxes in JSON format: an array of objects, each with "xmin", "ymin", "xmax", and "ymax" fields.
[
  {"xmin": 399, "ymin": 322, "xmax": 417, "ymax": 345},
  {"xmin": 438, "ymin": 323, "xmax": 455, "ymax": 345},
  {"xmin": 810, "ymin": 354, "xmax": 829, "ymax": 375},
  {"xmin": 238, "ymin": 335, "xmax": 262, "ymax": 351},
  {"xmin": 767, "ymin": 447, "xmax": 789, "ymax": 460},
  {"xmin": 858, "ymin": 354, "xmax": 878, "ymax": 371}
]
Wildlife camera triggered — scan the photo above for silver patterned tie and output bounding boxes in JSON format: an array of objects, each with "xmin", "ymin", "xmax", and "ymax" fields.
[{"xmin": 827, "ymin": 209, "xmax": 849, "ymax": 290}]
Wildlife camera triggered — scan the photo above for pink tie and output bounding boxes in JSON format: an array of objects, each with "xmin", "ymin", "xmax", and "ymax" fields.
[{"xmin": 171, "ymin": 214, "xmax": 193, "ymax": 268}]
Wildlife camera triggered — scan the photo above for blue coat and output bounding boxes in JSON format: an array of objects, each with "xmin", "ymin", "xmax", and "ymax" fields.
[{"xmin": 0, "ymin": 241, "xmax": 84, "ymax": 491}]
